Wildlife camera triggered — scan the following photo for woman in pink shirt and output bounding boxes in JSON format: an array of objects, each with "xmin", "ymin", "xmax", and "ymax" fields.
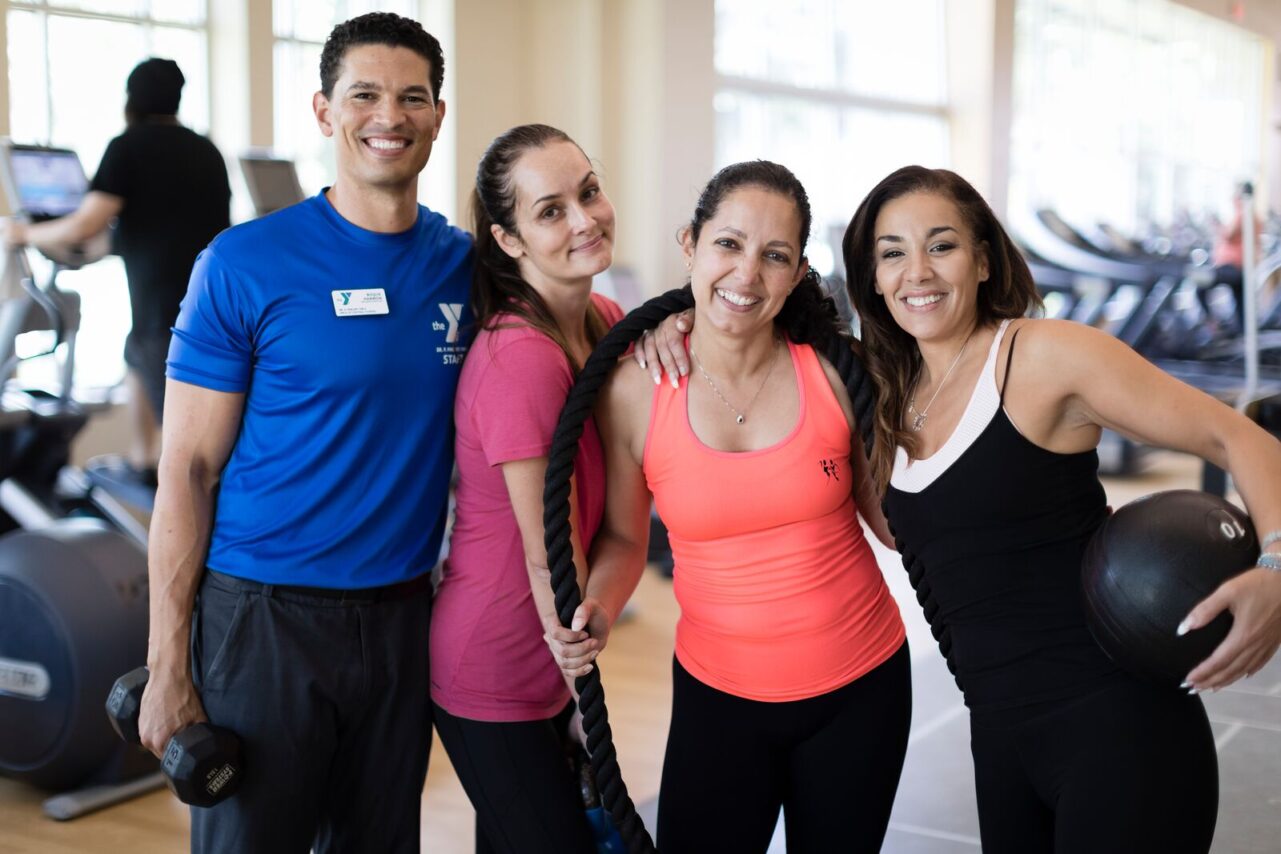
[{"xmin": 429, "ymin": 124, "xmax": 623, "ymax": 854}]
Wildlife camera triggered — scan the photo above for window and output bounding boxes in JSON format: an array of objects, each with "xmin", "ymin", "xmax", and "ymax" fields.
[
  {"xmin": 714, "ymin": 0, "xmax": 950, "ymax": 276},
  {"xmin": 272, "ymin": 0, "xmax": 418, "ymax": 200},
  {"xmin": 7, "ymin": 1, "xmax": 208, "ymax": 391},
  {"xmin": 1010, "ymin": 0, "xmax": 1266, "ymax": 236}
]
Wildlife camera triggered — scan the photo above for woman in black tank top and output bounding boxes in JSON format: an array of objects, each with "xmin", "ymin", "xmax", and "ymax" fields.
[{"xmin": 840, "ymin": 166, "xmax": 1281, "ymax": 853}]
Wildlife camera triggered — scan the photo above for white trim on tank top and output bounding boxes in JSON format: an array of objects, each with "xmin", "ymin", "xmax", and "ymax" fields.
[{"xmin": 890, "ymin": 319, "xmax": 1012, "ymax": 493}]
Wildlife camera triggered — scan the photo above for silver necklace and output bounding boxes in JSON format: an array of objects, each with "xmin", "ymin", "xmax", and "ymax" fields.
[
  {"xmin": 907, "ymin": 328, "xmax": 976, "ymax": 432},
  {"xmin": 690, "ymin": 337, "xmax": 780, "ymax": 426}
]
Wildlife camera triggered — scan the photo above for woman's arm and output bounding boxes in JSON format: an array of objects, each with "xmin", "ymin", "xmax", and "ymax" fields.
[
  {"xmin": 1018, "ymin": 319, "xmax": 1281, "ymax": 691},
  {"xmin": 501, "ymin": 458, "xmax": 593, "ymax": 692},
  {"xmin": 819, "ymin": 352, "xmax": 894, "ymax": 547},
  {"xmin": 548, "ymin": 362, "xmax": 655, "ymax": 678}
]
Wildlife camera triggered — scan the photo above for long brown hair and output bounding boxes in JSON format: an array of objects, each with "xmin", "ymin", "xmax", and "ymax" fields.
[
  {"xmin": 842, "ymin": 166, "xmax": 1041, "ymax": 492},
  {"xmin": 471, "ymin": 123, "xmax": 608, "ymax": 371}
]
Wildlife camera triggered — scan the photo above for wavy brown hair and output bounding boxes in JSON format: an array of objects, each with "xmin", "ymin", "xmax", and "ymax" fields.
[
  {"xmin": 842, "ymin": 166, "xmax": 1041, "ymax": 493},
  {"xmin": 471, "ymin": 124, "xmax": 609, "ymax": 371}
]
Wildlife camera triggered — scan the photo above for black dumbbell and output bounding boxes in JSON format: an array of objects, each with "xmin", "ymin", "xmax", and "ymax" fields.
[{"xmin": 105, "ymin": 666, "xmax": 243, "ymax": 807}]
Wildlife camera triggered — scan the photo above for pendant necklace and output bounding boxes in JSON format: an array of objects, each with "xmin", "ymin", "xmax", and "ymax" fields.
[
  {"xmin": 907, "ymin": 328, "xmax": 976, "ymax": 432},
  {"xmin": 690, "ymin": 337, "xmax": 780, "ymax": 426}
]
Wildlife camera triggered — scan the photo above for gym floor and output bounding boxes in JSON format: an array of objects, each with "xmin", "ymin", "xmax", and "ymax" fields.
[{"xmin": 1, "ymin": 453, "xmax": 1277, "ymax": 853}]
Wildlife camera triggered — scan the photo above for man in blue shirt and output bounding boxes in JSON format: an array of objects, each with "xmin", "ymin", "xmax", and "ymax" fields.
[{"xmin": 137, "ymin": 13, "xmax": 471, "ymax": 852}]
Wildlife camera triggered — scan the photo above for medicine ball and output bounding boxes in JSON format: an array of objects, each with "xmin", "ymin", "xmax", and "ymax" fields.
[
  {"xmin": 0, "ymin": 519, "xmax": 151, "ymax": 789},
  {"xmin": 1081, "ymin": 490, "xmax": 1258, "ymax": 686}
]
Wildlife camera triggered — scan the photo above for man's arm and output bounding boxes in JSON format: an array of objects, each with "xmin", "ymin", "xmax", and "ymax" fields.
[
  {"xmin": 4, "ymin": 191, "xmax": 122, "ymax": 249},
  {"xmin": 138, "ymin": 378, "xmax": 244, "ymax": 757}
]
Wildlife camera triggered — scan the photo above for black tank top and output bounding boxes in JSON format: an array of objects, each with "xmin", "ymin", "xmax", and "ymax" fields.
[{"xmin": 884, "ymin": 325, "xmax": 1119, "ymax": 712}]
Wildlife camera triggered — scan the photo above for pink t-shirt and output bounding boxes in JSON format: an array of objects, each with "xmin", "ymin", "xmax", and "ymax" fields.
[{"xmin": 430, "ymin": 293, "xmax": 624, "ymax": 721}]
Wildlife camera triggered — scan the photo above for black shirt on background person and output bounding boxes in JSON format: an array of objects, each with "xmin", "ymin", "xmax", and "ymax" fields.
[{"xmin": 4, "ymin": 57, "xmax": 231, "ymax": 479}]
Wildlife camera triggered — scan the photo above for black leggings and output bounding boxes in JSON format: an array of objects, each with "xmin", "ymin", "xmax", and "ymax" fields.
[
  {"xmin": 970, "ymin": 676, "xmax": 1218, "ymax": 853},
  {"xmin": 657, "ymin": 642, "xmax": 911, "ymax": 854},
  {"xmin": 431, "ymin": 700, "xmax": 596, "ymax": 854}
]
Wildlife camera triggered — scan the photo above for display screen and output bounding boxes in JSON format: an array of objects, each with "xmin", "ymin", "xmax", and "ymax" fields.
[
  {"xmin": 9, "ymin": 148, "xmax": 87, "ymax": 219},
  {"xmin": 241, "ymin": 157, "xmax": 304, "ymax": 215}
]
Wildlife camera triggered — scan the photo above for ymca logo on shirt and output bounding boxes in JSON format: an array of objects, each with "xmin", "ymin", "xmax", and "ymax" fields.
[
  {"xmin": 432, "ymin": 302, "xmax": 469, "ymax": 366},
  {"xmin": 437, "ymin": 303, "xmax": 464, "ymax": 344}
]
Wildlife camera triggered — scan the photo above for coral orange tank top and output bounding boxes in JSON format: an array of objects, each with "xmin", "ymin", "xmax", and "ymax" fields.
[{"xmin": 644, "ymin": 339, "xmax": 904, "ymax": 702}]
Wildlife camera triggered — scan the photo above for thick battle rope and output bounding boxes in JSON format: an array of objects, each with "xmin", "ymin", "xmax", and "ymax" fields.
[{"xmin": 543, "ymin": 287, "xmax": 961, "ymax": 853}]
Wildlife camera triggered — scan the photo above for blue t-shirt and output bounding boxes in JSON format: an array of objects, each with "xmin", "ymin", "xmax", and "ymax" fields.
[{"xmin": 167, "ymin": 192, "xmax": 473, "ymax": 588}]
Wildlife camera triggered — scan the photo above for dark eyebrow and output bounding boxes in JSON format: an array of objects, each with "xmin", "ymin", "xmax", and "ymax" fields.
[
  {"xmin": 715, "ymin": 226, "xmax": 796, "ymax": 253},
  {"xmin": 876, "ymin": 225, "xmax": 958, "ymax": 244},
  {"xmin": 531, "ymin": 170, "xmax": 597, "ymax": 209},
  {"xmin": 345, "ymin": 81, "xmax": 432, "ymax": 97}
]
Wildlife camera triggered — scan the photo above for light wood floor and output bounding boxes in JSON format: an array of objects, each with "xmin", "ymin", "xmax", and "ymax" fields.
[{"xmin": 0, "ymin": 452, "xmax": 1256, "ymax": 853}]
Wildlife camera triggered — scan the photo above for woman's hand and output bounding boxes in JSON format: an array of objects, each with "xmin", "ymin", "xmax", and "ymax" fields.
[
  {"xmin": 632, "ymin": 310, "xmax": 693, "ymax": 388},
  {"xmin": 543, "ymin": 597, "xmax": 614, "ymax": 678},
  {"xmin": 1181, "ymin": 567, "xmax": 1281, "ymax": 691}
]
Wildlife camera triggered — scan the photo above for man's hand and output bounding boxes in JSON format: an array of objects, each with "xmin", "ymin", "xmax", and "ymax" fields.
[{"xmin": 138, "ymin": 668, "xmax": 208, "ymax": 758}]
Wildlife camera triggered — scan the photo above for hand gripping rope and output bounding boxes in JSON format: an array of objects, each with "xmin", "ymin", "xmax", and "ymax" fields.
[{"xmin": 541, "ymin": 287, "xmax": 962, "ymax": 853}]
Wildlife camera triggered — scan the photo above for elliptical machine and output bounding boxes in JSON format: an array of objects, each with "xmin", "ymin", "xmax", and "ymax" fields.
[{"xmin": 0, "ymin": 141, "xmax": 160, "ymax": 819}]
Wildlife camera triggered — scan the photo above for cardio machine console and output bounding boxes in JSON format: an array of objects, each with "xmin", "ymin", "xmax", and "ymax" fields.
[{"xmin": 0, "ymin": 141, "xmax": 110, "ymax": 268}]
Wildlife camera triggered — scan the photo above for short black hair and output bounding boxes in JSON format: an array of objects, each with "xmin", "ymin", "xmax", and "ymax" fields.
[
  {"xmin": 319, "ymin": 12, "xmax": 444, "ymax": 101},
  {"xmin": 126, "ymin": 57, "xmax": 184, "ymax": 118}
]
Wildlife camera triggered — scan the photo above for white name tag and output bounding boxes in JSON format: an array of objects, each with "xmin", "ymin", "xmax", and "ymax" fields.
[{"xmin": 332, "ymin": 288, "xmax": 389, "ymax": 316}]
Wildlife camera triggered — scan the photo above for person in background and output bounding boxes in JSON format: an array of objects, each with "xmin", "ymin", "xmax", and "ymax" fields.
[
  {"xmin": 4, "ymin": 57, "xmax": 231, "ymax": 482},
  {"xmin": 1205, "ymin": 182, "xmax": 1261, "ymax": 334}
]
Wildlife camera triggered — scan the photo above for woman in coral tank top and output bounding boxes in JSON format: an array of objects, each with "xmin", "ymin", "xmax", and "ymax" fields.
[{"xmin": 548, "ymin": 161, "xmax": 910, "ymax": 853}]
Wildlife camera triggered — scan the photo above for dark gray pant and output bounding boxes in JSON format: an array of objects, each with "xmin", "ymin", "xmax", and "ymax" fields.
[{"xmin": 189, "ymin": 569, "xmax": 433, "ymax": 854}]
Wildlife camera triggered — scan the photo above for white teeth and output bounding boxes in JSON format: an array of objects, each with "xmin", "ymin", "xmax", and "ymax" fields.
[
  {"xmin": 716, "ymin": 288, "xmax": 760, "ymax": 307},
  {"xmin": 367, "ymin": 138, "xmax": 408, "ymax": 150},
  {"xmin": 906, "ymin": 294, "xmax": 943, "ymax": 307}
]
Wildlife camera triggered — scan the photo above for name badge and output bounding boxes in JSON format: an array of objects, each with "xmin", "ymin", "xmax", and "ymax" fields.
[{"xmin": 332, "ymin": 288, "xmax": 389, "ymax": 316}]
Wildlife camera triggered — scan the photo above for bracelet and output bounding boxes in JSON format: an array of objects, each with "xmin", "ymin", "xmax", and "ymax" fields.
[
  {"xmin": 1258, "ymin": 552, "xmax": 1281, "ymax": 572},
  {"xmin": 1260, "ymin": 530, "xmax": 1281, "ymax": 551}
]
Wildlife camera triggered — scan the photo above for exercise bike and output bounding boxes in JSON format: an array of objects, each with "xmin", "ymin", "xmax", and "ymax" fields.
[{"xmin": 0, "ymin": 141, "xmax": 160, "ymax": 820}]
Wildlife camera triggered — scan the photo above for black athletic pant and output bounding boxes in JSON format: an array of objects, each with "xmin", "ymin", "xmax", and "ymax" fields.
[
  {"xmin": 189, "ymin": 569, "xmax": 434, "ymax": 854},
  {"xmin": 432, "ymin": 699, "xmax": 596, "ymax": 854},
  {"xmin": 970, "ymin": 675, "xmax": 1218, "ymax": 853},
  {"xmin": 658, "ymin": 641, "xmax": 911, "ymax": 854}
]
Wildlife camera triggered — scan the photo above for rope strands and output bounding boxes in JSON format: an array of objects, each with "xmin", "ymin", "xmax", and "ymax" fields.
[
  {"xmin": 541, "ymin": 286, "xmax": 962, "ymax": 853},
  {"xmin": 543, "ymin": 288, "xmax": 693, "ymax": 854}
]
